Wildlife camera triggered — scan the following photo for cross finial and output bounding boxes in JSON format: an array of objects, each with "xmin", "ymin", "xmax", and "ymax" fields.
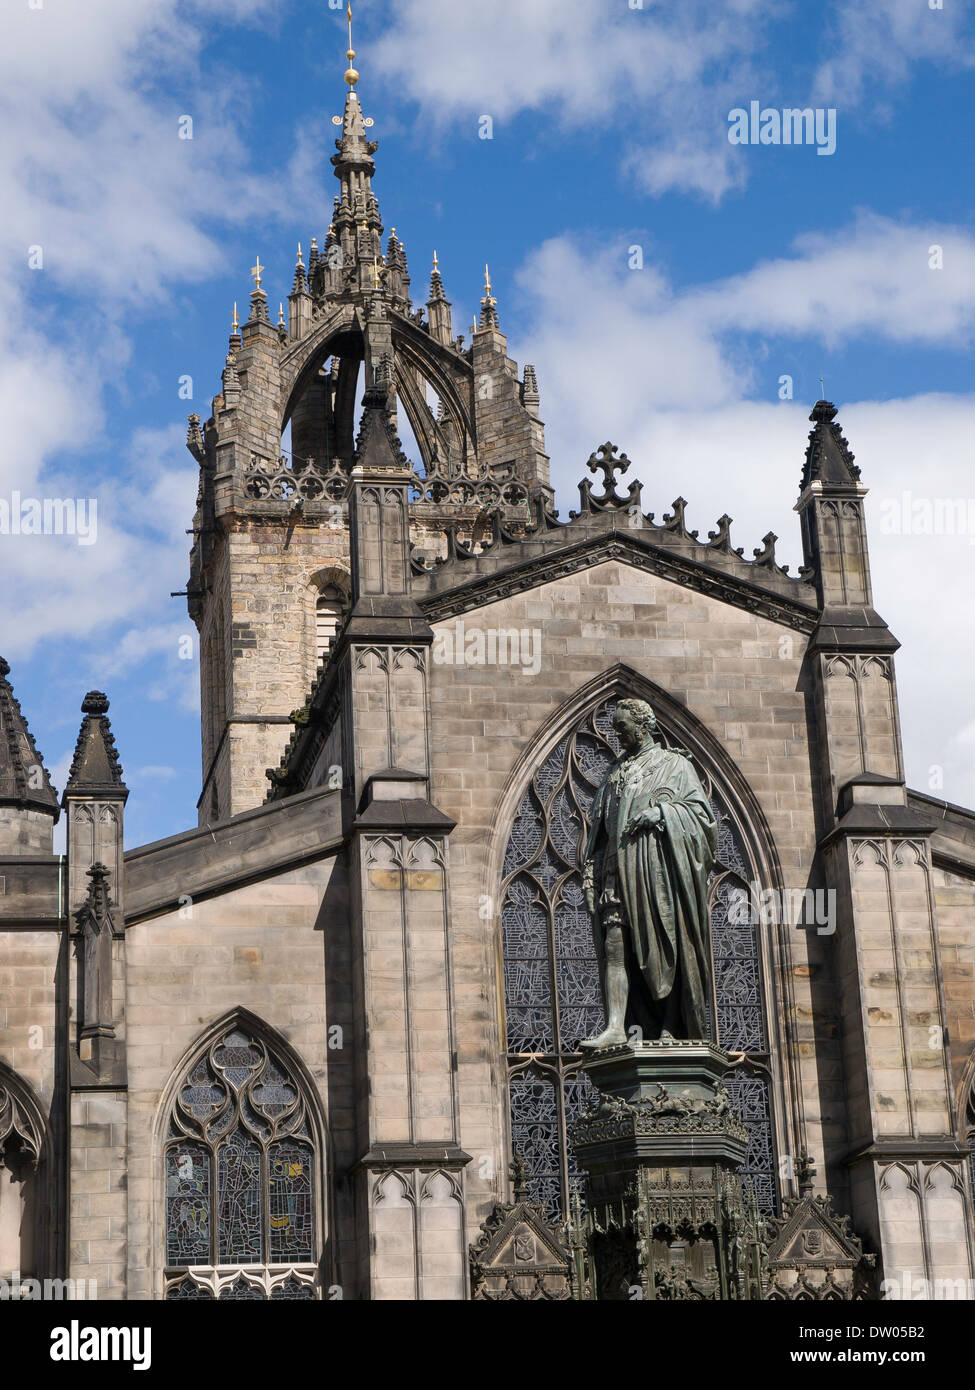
[
  {"xmin": 251, "ymin": 256, "xmax": 264, "ymax": 290},
  {"xmin": 819, "ymin": 373, "xmax": 826, "ymax": 399},
  {"xmin": 587, "ymin": 441, "xmax": 631, "ymax": 495}
]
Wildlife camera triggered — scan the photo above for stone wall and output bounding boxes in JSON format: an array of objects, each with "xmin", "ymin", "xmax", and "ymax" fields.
[{"xmin": 122, "ymin": 858, "xmax": 343, "ymax": 1299}]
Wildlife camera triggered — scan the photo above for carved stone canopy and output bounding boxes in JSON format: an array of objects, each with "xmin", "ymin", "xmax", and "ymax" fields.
[
  {"xmin": 763, "ymin": 1192, "xmax": 875, "ymax": 1300},
  {"xmin": 470, "ymin": 1199, "xmax": 573, "ymax": 1301}
]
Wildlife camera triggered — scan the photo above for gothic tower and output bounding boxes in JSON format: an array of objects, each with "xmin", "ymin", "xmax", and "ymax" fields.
[{"xmin": 187, "ymin": 29, "xmax": 550, "ymax": 825}]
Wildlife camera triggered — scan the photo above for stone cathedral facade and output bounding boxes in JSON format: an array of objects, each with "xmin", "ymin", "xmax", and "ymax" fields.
[{"xmin": 2, "ymin": 51, "xmax": 975, "ymax": 1302}]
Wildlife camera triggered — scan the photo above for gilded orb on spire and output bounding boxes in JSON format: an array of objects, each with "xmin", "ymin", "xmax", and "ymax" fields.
[{"xmin": 344, "ymin": 3, "xmax": 359, "ymax": 88}]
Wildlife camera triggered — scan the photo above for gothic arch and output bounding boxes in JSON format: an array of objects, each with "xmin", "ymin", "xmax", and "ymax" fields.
[
  {"xmin": 279, "ymin": 310, "xmax": 475, "ymax": 474},
  {"xmin": 0, "ymin": 1063, "xmax": 48, "ymax": 1279},
  {"xmin": 487, "ymin": 664, "xmax": 794, "ymax": 1220},
  {"xmin": 154, "ymin": 1008, "xmax": 330, "ymax": 1301}
]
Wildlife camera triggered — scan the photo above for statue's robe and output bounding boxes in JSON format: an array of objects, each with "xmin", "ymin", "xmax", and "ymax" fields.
[{"xmin": 585, "ymin": 740, "xmax": 717, "ymax": 1039}]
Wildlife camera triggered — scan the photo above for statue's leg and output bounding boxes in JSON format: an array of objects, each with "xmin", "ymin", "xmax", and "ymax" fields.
[
  {"xmin": 658, "ymin": 987, "xmax": 683, "ymax": 1040},
  {"xmin": 581, "ymin": 920, "xmax": 628, "ymax": 1048}
]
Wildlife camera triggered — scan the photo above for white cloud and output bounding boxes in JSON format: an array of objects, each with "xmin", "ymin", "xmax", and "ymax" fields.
[
  {"xmin": 509, "ymin": 226, "xmax": 975, "ymax": 808},
  {"xmin": 815, "ymin": 0, "xmax": 975, "ymax": 104},
  {"xmin": 373, "ymin": 0, "xmax": 974, "ymax": 203},
  {"xmin": 511, "ymin": 214, "xmax": 975, "ymax": 481},
  {"xmin": 373, "ymin": 0, "xmax": 778, "ymax": 202},
  {"xmin": 0, "ymin": 1, "xmax": 322, "ymax": 666}
]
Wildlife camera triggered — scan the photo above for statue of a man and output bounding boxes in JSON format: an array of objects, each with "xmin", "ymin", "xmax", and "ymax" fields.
[{"xmin": 581, "ymin": 699, "xmax": 717, "ymax": 1046}]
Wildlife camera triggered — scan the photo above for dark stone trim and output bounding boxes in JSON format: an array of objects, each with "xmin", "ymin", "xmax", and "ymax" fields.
[
  {"xmin": 354, "ymin": 1143, "xmax": 472, "ymax": 1172},
  {"xmin": 351, "ymin": 799, "xmax": 456, "ymax": 832},
  {"xmin": 819, "ymin": 806, "xmax": 935, "ymax": 850},
  {"xmin": 417, "ymin": 532, "xmax": 819, "ymax": 633},
  {"xmin": 123, "ymin": 837, "xmax": 344, "ymax": 926},
  {"xmin": 845, "ymin": 1140, "xmax": 970, "ymax": 1165},
  {"xmin": 0, "ymin": 917, "xmax": 64, "ymax": 930}
]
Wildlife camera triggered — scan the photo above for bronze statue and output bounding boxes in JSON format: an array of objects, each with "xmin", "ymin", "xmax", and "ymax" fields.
[{"xmin": 581, "ymin": 699, "xmax": 716, "ymax": 1045}]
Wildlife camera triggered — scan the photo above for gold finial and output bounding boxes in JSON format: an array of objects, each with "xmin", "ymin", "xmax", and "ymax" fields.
[
  {"xmin": 232, "ymin": 301, "xmax": 239, "ymax": 333},
  {"xmin": 251, "ymin": 255, "xmax": 264, "ymax": 291},
  {"xmin": 432, "ymin": 250, "xmax": 439, "ymax": 270},
  {"xmin": 344, "ymin": 2, "xmax": 359, "ymax": 87},
  {"xmin": 484, "ymin": 263, "xmax": 492, "ymax": 295},
  {"xmin": 296, "ymin": 241, "xmax": 304, "ymax": 266}
]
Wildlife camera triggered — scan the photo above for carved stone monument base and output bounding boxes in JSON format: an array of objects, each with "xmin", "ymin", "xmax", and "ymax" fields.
[{"xmin": 571, "ymin": 1041, "xmax": 764, "ymax": 1300}]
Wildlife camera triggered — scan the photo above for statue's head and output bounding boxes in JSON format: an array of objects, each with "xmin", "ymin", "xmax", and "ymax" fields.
[{"xmin": 613, "ymin": 698, "xmax": 657, "ymax": 753}]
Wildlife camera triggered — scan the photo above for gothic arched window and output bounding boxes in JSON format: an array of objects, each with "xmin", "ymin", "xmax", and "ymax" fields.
[
  {"xmin": 0, "ymin": 1069, "xmax": 44, "ymax": 1281},
  {"xmin": 163, "ymin": 1022, "xmax": 320, "ymax": 1300},
  {"xmin": 501, "ymin": 697, "xmax": 778, "ymax": 1220}
]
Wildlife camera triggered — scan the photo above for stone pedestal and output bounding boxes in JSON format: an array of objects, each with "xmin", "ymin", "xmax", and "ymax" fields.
[{"xmin": 571, "ymin": 1041, "xmax": 763, "ymax": 1301}]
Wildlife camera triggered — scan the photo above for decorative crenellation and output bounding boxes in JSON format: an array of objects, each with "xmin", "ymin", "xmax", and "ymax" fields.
[
  {"xmin": 243, "ymin": 453, "xmax": 348, "ymax": 504},
  {"xmin": 411, "ymin": 441, "xmax": 816, "ymax": 596},
  {"xmin": 418, "ymin": 536, "xmax": 819, "ymax": 634}
]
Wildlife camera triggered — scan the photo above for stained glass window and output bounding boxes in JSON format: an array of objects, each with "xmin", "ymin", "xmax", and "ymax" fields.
[
  {"xmin": 501, "ymin": 697, "xmax": 779, "ymax": 1218},
  {"xmin": 164, "ymin": 1023, "xmax": 320, "ymax": 1300}
]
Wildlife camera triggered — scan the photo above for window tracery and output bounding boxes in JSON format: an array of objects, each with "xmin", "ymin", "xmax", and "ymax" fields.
[
  {"xmin": 501, "ymin": 697, "xmax": 778, "ymax": 1219},
  {"xmin": 164, "ymin": 1024, "xmax": 319, "ymax": 1300}
]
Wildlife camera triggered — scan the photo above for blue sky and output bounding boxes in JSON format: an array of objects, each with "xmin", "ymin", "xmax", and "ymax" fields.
[{"xmin": 3, "ymin": 0, "xmax": 975, "ymax": 848}]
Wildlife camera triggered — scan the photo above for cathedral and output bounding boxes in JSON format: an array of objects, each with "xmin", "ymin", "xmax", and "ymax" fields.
[{"xmin": 2, "ymin": 28, "xmax": 975, "ymax": 1303}]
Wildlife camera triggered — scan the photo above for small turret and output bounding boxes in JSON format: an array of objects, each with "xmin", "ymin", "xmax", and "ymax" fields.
[
  {"xmin": 0, "ymin": 657, "xmax": 58, "ymax": 854},
  {"xmin": 426, "ymin": 251, "xmax": 453, "ymax": 346}
]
